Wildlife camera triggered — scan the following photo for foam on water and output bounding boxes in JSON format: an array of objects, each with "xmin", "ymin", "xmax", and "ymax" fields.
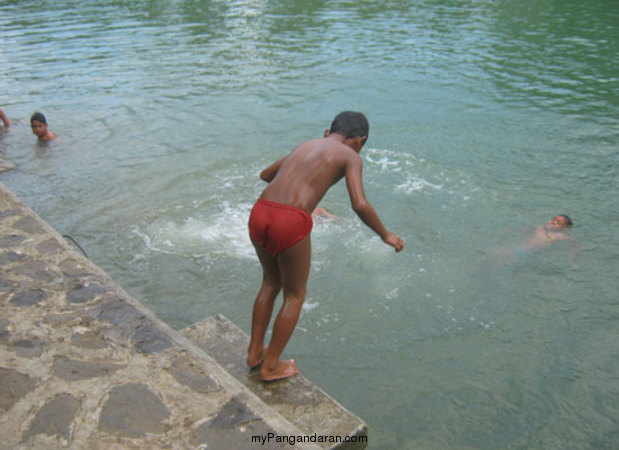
[
  {"xmin": 133, "ymin": 200, "xmax": 256, "ymax": 260},
  {"xmin": 363, "ymin": 148, "xmax": 467, "ymax": 197},
  {"xmin": 128, "ymin": 146, "xmax": 453, "ymax": 272}
]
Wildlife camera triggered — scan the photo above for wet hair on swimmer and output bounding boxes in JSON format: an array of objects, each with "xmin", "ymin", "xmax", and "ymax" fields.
[
  {"xmin": 30, "ymin": 112, "xmax": 47, "ymax": 124},
  {"xmin": 329, "ymin": 111, "xmax": 369, "ymax": 141},
  {"xmin": 558, "ymin": 214, "xmax": 573, "ymax": 227}
]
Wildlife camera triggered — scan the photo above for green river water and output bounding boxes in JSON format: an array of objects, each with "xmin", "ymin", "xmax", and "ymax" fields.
[{"xmin": 1, "ymin": 1, "xmax": 618, "ymax": 447}]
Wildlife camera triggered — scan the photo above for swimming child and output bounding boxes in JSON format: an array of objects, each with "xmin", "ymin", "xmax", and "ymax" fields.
[
  {"xmin": 524, "ymin": 214, "xmax": 574, "ymax": 251},
  {"xmin": 30, "ymin": 112, "xmax": 57, "ymax": 141},
  {"xmin": 493, "ymin": 214, "xmax": 577, "ymax": 268},
  {"xmin": 247, "ymin": 111, "xmax": 404, "ymax": 381}
]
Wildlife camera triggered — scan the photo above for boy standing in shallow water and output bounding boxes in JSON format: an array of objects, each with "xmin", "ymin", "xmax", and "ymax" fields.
[
  {"xmin": 30, "ymin": 112, "xmax": 57, "ymax": 141},
  {"xmin": 247, "ymin": 111, "xmax": 404, "ymax": 381}
]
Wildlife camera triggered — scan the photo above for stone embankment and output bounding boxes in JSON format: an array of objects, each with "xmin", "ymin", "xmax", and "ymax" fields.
[{"xmin": 0, "ymin": 181, "xmax": 367, "ymax": 449}]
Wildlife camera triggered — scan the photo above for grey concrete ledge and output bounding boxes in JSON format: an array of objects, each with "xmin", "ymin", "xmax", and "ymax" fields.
[
  {"xmin": 1, "ymin": 181, "xmax": 341, "ymax": 449},
  {"xmin": 182, "ymin": 315, "xmax": 368, "ymax": 449}
]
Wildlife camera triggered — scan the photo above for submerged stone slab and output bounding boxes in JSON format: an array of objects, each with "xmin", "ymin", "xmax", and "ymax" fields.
[{"xmin": 182, "ymin": 315, "xmax": 368, "ymax": 449}]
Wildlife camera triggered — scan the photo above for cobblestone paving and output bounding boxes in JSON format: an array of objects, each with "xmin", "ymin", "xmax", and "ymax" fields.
[{"xmin": 0, "ymin": 182, "xmax": 317, "ymax": 449}]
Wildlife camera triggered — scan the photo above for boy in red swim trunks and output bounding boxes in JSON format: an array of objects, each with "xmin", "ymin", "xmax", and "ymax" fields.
[{"xmin": 247, "ymin": 111, "xmax": 404, "ymax": 381}]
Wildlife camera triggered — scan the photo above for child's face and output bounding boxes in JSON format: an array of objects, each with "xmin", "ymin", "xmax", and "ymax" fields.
[
  {"xmin": 31, "ymin": 120, "xmax": 48, "ymax": 138},
  {"xmin": 546, "ymin": 215, "xmax": 569, "ymax": 229}
]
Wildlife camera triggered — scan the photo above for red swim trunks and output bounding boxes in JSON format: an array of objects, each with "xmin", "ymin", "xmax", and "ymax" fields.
[{"xmin": 248, "ymin": 198, "xmax": 313, "ymax": 256}]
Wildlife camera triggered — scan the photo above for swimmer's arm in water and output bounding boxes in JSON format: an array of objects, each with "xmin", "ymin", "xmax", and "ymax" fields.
[
  {"xmin": 344, "ymin": 153, "xmax": 404, "ymax": 252},
  {"xmin": 311, "ymin": 206, "xmax": 338, "ymax": 219},
  {"xmin": 0, "ymin": 109, "xmax": 9, "ymax": 128},
  {"xmin": 260, "ymin": 156, "xmax": 286, "ymax": 182},
  {"xmin": 564, "ymin": 235, "xmax": 580, "ymax": 267}
]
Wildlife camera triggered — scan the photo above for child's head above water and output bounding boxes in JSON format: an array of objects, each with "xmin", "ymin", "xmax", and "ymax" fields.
[
  {"xmin": 30, "ymin": 112, "xmax": 57, "ymax": 141},
  {"xmin": 30, "ymin": 112, "xmax": 47, "ymax": 125},
  {"xmin": 547, "ymin": 214, "xmax": 573, "ymax": 229}
]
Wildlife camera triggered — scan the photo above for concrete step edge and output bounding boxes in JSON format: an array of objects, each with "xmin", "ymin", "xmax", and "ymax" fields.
[{"xmin": 181, "ymin": 314, "xmax": 368, "ymax": 449}]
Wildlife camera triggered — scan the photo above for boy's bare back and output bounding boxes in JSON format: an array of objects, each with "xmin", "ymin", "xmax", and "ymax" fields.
[
  {"xmin": 259, "ymin": 130, "xmax": 403, "ymax": 252},
  {"xmin": 260, "ymin": 136, "xmax": 359, "ymax": 214}
]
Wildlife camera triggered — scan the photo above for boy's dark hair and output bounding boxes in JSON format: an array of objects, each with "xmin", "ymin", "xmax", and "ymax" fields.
[
  {"xmin": 329, "ymin": 111, "xmax": 369, "ymax": 140},
  {"xmin": 558, "ymin": 214, "xmax": 573, "ymax": 227},
  {"xmin": 30, "ymin": 112, "xmax": 47, "ymax": 124}
]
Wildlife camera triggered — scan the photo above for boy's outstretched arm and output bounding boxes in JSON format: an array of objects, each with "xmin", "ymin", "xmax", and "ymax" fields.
[{"xmin": 345, "ymin": 156, "xmax": 404, "ymax": 252}]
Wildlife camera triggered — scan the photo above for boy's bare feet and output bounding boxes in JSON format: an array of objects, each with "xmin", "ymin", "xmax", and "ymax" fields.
[
  {"xmin": 247, "ymin": 346, "xmax": 265, "ymax": 369},
  {"xmin": 260, "ymin": 359, "xmax": 299, "ymax": 381}
]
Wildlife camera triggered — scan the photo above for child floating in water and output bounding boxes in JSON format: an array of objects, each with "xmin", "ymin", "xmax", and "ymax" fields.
[
  {"xmin": 524, "ymin": 214, "xmax": 574, "ymax": 251},
  {"xmin": 30, "ymin": 112, "xmax": 57, "ymax": 141},
  {"xmin": 494, "ymin": 214, "xmax": 577, "ymax": 268}
]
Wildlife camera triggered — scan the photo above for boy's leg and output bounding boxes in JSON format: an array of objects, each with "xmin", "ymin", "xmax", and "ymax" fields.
[
  {"xmin": 247, "ymin": 236, "xmax": 281, "ymax": 368},
  {"xmin": 260, "ymin": 235, "xmax": 311, "ymax": 381}
]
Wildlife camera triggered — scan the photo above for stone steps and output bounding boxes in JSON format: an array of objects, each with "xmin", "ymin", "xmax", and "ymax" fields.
[
  {"xmin": 181, "ymin": 315, "xmax": 368, "ymax": 449},
  {"xmin": 0, "ymin": 180, "xmax": 367, "ymax": 449}
]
